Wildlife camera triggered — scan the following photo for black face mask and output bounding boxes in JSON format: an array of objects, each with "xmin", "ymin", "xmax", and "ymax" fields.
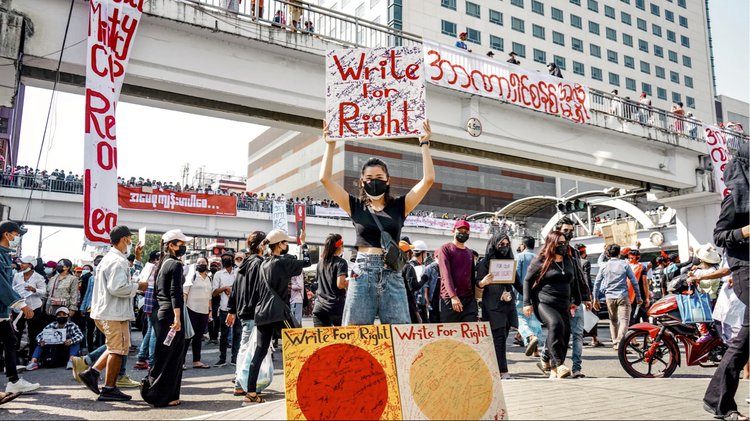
[
  {"xmin": 174, "ymin": 245, "xmax": 187, "ymax": 257},
  {"xmin": 280, "ymin": 247, "xmax": 289, "ymax": 255},
  {"xmin": 196, "ymin": 264, "xmax": 208, "ymax": 273},
  {"xmin": 455, "ymin": 232, "xmax": 470, "ymax": 243},
  {"xmin": 56, "ymin": 317, "xmax": 68, "ymax": 325},
  {"xmin": 363, "ymin": 179, "xmax": 388, "ymax": 198},
  {"xmin": 222, "ymin": 258, "xmax": 233, "ymax": 268},
  {"xmin": 210, "ymin": 267, "xmax": 218, "ymax": 274},
  {"xmin": 555, "ymin": 245, "xmax": 568, "ymax": 255},
  {"xmin": 497, "ymin": 246, "xmax": 510, "ymax": 256},
  {"xmin": 55, "ymin": 266, "xmax": 64, "ymax": 274},
  {"xmin": 562, "ymin": 231, "xmax": 574, "ymax": 241},
  {"xmin": 691, "ymin": 257, "xmax": 701, "ymax": 266}
]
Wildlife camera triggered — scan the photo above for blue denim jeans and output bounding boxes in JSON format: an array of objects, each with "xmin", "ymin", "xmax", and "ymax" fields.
[
  {"xmin": 87, "ymin": 344, "xmax": 127, "ymax": 376},
  {"xmin": 137, "ymin": 316, "xmax": 156, "ymax": 366},
  {"xmin": 234, "ymin": 319, "xmax": 255, "ymax": 390},
  {"xmin": 570, "ymin": 304, "xmax": 585, "ymax": 373},
  {"xmin": 291, "ymin": 302, "xmax": 303, "ymax": 327},
  {"xmin": 516, "ymin": 293, "xmax": 544, "ymax": 345},
  {"xmin": 342, "ymin": 254, "xmax": 410, "ymax": 325},
  {"xmin": 33, "ymin": 342, "xmax": 80, "ymax": 360}
]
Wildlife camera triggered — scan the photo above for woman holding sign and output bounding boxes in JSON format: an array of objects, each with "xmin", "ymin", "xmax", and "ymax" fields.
[
  {"xmin": 476, "ymin": 233, "xmax": 522, "ymax": 379},
  {"xmin": 319, "ymin": 121, "xmax": 434, "ymax": 326}
]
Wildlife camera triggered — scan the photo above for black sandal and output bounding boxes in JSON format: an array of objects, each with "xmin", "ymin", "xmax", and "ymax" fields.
[{"xmin": 243, "ymin": 393, "xmax": 266, "ymax": 406}]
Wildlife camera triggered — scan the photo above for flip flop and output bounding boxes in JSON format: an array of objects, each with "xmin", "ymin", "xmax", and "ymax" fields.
[
  {"xmin": 0, "ymin": 392, "xmax": 21, "ymax": 406},
  {"xmin": 193, "ymin": 363, "xmax": 210, "ymax": 369},
  {"xmin": 168, "ymin": 400, "xmax": 181, "ymax": 407}
]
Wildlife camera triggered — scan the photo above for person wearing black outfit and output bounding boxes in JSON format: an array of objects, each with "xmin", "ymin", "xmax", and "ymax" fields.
[
  {"xmin": 523, "ymin": 230, "xmax": 582, "ymax": 379},
  {"xmin": 400, "ymin": 240, "xmax": 422, "ymax": 323},
  {"xmin": 476, "ymin": 233, "xmax": 520, "ymax": 379},
  {"xmin": 227, "ymin": 231, "xmax": 268, "ymax": 396},
  {"xmin": 141, "ymin": 229, "xmax": 192, "ymax": 408},
  {"xmin": 313, "ymin": 234, "xmax": 349, "ymax": 327},
  {"xmin": 703, "ymin": 142, "xmax": 750, "ymax": 421},
  {"xmin": 243, "ymin": 229, "xmax": 310, "ymax": 406}
]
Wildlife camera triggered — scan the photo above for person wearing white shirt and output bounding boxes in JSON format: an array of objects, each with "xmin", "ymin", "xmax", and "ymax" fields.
[
  {"xmin": 183, "ymin": 257, "xmax": 212, "ymax": 369},
  {"xmin": 12, "ymin": 256, "xmax": 47, "ymax": 357},
  {"xmin": 212, "ymin": 255, "xmax": 240, "ymax": 366}
]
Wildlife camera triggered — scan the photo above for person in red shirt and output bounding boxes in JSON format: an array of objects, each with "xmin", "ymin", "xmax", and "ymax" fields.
[{"xmin": 437, "ymin": 220, "xmax": 487, "ymax": 322}]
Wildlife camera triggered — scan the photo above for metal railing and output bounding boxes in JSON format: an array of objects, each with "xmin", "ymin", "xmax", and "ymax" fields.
[{"xmin": 183, "ymin": 0, "xmax": 421, "ymax": 48}]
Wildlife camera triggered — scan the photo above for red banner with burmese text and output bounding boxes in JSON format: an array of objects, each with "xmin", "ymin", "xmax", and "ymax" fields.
[
  {"xmin": 84, "ymin": 0, "xmax": 143, "ymax": 244},
  {"xmin": 118, "ymin": 186, "xmax": 238, "ymax": 216}
]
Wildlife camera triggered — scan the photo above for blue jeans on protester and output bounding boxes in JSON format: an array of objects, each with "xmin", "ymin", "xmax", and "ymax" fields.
[
  {"xmin": 291, "ymin": 303, "xmax": 303, "ymax": 327},
  {"xmin": 342, "ymin": 254, "xmax": 410, "ymax": 326},
  {"xmin": 137, "ymin": 316, "xmax": 156, "ymax": 366},
  {"xmin": 570, "ymin": 304, "xmax": 585, "ymax": 373},
  {"xmin": 516, "ymin": 293, "xmax": 545, "ymax": 346},
  {"xmin": 33, "ymin": 342, "xmax": 81, "ymax": 360},
  {"xmin": 234, "ymin": 319, "xmax": 256, "ymax": 390},
  {"xmin": 87, "ymin": 344, "xmax": 126, "ymax": 376}
]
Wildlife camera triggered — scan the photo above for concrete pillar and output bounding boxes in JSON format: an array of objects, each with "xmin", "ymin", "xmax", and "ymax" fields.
[{"xmin": 658, "ymin": 192, "xmax": 722, "ymax": 260}]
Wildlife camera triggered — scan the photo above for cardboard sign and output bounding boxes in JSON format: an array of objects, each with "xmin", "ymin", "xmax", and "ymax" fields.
[
  {"xmin": 282, "ymin": 325, "xmax": 402, "ymax": 420},
  {"xmin": 489, "ymin": 259, "xmax": 516, "ymax": 284},
  {"xmin": 391, "ymin": 322, "xmax": 508, "ymax": 420},
  {"xmin": 326, "ymin": 46, "xmax": 426, "ymax": 140},
  {"xmin": 40, "ymin": 328, "xmax": 67, "ymax": 345},
  {"xmin": 118, "ymin": 186, "xmax": 237, "ymax": 216}
]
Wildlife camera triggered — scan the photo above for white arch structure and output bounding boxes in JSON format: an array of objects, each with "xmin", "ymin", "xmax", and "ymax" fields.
[{"xmin": 541, "ymin": 198, "xmax": 656, "ymax": 238}]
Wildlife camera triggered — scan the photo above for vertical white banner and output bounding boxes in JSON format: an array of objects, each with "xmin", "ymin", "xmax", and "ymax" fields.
[
  {"xmin": 703, "ymin": 125, "xmax": 739, "ymax": 198},
  {"xmin": 272, "ymin": 200, "xmax": 288, "ymax": 233},
  {"xmin": 84, "ymin": 0, "xmax": 143, "ymax": 244}
]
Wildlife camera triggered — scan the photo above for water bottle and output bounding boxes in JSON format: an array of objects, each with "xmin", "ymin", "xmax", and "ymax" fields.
[{"xmin": 163, "ymin": 327, "xmax": 176, "ymax": 346}]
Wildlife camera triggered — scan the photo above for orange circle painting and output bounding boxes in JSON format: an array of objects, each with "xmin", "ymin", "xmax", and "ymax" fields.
[
  {"xmin": 409, "ymin": 339, "xmax": 493, "ymax": 420},
  {"xmin": 297, "ymin": 343, "xmax": 389, "ymax": 420}
]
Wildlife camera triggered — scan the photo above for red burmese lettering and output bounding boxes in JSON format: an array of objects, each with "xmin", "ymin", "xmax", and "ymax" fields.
[
  {"xmin": 427, "ymin": 50, "xmax": 444, "ymax": 81},
  {"xmin": 339, "ymin": 102, "xmax": 359, "ymax": 136}
]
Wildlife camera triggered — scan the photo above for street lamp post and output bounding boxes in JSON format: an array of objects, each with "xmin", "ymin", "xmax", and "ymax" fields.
[{"xmin": 37, "ymin": 226, "xmax": 62, "ymax": 257}]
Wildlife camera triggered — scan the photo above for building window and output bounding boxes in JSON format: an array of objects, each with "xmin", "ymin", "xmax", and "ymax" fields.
[
  {"xmin": 609, "ymin": 72, "xmax": 620, "ymax": 86},
  {"xmin": 686, "ymin": 96, "xmax": 695, "ymax": 108},
  {"xmin": 554, "ymin": 55, "xmax": 566, "ymax": 70},
  {"xmin": 679, "ymin": 16, "xmax": 688, "ymax": 28},
  {"xmin": 636, "ymin": 0, "xmax": 645, "ymax": 10},
  {"xmin": 655, "ymin": 66, "xmax": 665, "ymax": 79},
  {"xmin": 639, "ymin": 40, "xmax": 649, "ymax": 53},
  {"xmin": 670, "ymin": 71, "xmax": 679, "ymax": 83},
  {"xmin": 589, "ymin": 21, "xmax": 600, "ymax": 35},
  {"xmin": 682, "ymin": 55, "xmax": 692, "ymax": 68},
  {"xmin": 490, "ymin": 35, "xmax": 504, "ymax": 51},
  {"xmin": 623, "ymin": 33, "xmax": 633, "ymax": 47},
  {"xmin": 466, "ymin": 1, "xmax": 480, "ymax": 18},
  {"xmin": 532, "ymin": 0, "xmax": 544, "ymax": 15},
  {"xmin": 604, "ymin": 5, "xmax": 615, "ymax": 18},
  {"xmin": 681, "ymin": 36, "xmax": 690, "ymax": 47},
  {"xmin": 684, "ymin": 75, "xmax": 693, "ymax": 88},
  {"xmin": 672, "ymin": 92, "xmax": 681, "ymax": 103},
  {"xmin": 551, "ymin": 7, "xmax": 564, "ymax": 21},
  {"xmin": 605, "ymin": 27, "xmax": 616, "ymax": 41},
  {"xmin": 467, "ymin": 28, "xmax": 481, "ymax": 44},
  {"xmin": 665, "ymin": 10, "xmax": 674, "ymax": 22},
  {"xmin": 637, "ymin": 18, "xmax": 647, "ymax": 31},
  {"xmin": 533, "ymin": 24, "xmax": 545, "ymax": 39},
  {"xmin": 621, "ymin": 0, "xmax": 630, "ymax": 4},
  {"xmin": 592, "ymin": 67, "xmax": 603, "ymax": 81},
  {"xmin": 607, "ymin": 49, "xmax": 618, "ymax": 63},
  {"xmin": 667, "ymin": 30, "xmax": 676, "ymax": 42},
  {"xmin": 441, "ymin": 20, "xmax": 457, "ymax": 37},
  {"xmin": 624, "ymin": 55, "xmax": 635, "ymax": 69},
  {"xmin": 370, "ymin": 0, "xmax": 380, "ymax": 7},
  {"xmin": 489, "ymin": 9, "xmax": 503, "ymax": 25},
  {"xmin": 590, "ymin": 43, "xmax": 601, "ymax": 58},
  {"xmin": 573, "ymin": 61, "xmax": 585, "ymax": 75},
  {"xmin": 657, "ymin": 87, "xmax": 667, "ymax": 100},
  {"xmin": 355, "ymin": 3, "xmax": 365, "ymax": 16},
  {"xmin": 650, "ymin": 3, "xmax": 660, "ymax": 16},
  {"xmin": 678, "ymin": 0, "xmax": 686, "ymax": 8},
  {"xmin": 533, "ymin": 48, "xmax": 546, "ymax": 63},
  {"xmin": 626, "ymin": 77, "xmax": 636, "ymax": 91},
  {"xmin": 640, "ymin": 60, "xmax": 650, "ymax": 74},
  {"xmin": 553, "ymin": 31, "xmax": 565, "ymax": 45},
  {"xmin": 511, "ymin": 0, "xmax": 524, "ymax": 8},
  {"xmin": 652, "ymin": 24, "xmax": 662, "ymax": 37},
  {"xmin": 512, "ymin": 17, "xmax": 525, "ymax": 32},
  {"xmin": 668, "ymin": 50, "xmax": 678, "ymax": 63},
  {"xmin": 441, "ymin": 0, "xmax": 456, "ymax": 11},
  {"xmin": 588, "ymin": 0, "xmax": 598, "ymax": 12},
  {"xmin": 654, "ymin": 45, "xmax": 663, "ymax": 58},
  {"xmin": 621, "ymin": 12, "xmax": 631, "ymax": 25},
  {"xmin": 572, "ymin": 37, "xmax": 584, "ymax": 52},
  {"xmin": 570, "ymin": 0, "xmax": 581, "ymax": 5},
  {"xmin": 642, "ymin": 82, "xmax": 652, "ymax": 96},
  {"xmin": 512, "ymin": 42, "xmax": 526, "ymax": 57},
  {"xmin": 571, "ymin": 14, "xmax": 582, "ymax": 29}
]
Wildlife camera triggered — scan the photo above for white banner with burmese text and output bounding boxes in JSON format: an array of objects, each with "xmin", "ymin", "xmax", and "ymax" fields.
[{"xmin": 703, "ymin": 125, "xmax": 745, "ymax": 197}]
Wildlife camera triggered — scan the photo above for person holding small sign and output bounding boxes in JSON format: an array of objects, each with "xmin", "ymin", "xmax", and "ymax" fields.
[
  {"xmin": 476, "ymin": 233, "xmax": 522, "ymax": 379},
  {"xmin": 319, "ymin": 121, "xmax": 434, "ymax": 326}
]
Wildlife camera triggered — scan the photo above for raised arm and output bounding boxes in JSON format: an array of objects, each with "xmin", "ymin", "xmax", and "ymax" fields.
[
  {"xmin": 405, "ymin": 121, "xmax": 435, "ymax": 215},
  {"xmin": 319, "ymin": 122, "xmax": 351, "ymax": 215}
]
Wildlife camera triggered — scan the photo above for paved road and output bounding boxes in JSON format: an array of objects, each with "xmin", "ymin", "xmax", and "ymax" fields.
[{"xmin": 2, "ymin": 319, "xmax": 748, "ymax": 420}]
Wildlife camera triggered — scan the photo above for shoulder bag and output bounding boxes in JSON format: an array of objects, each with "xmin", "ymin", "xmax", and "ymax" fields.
[{"xmin": 367, "ymin": 207, "xmax": 408, "ymax": 272}]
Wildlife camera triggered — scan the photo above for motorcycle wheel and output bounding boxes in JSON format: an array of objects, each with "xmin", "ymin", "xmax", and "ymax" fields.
[{"xmin": 618, "ymin": 329, "xmax": 679, "ymax": 378}]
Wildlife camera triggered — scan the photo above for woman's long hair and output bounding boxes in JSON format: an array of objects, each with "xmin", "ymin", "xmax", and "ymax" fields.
[
  {"xmin": 321, "ymin": 233, "xmax": 343, "ymax": 264},
  {"xmin": 247, "ymin": 231, "xmax": 267, "ymax": 255},
  {"xmin": 533, "ymin": 230, "xmax": 571, "ymax": 289},
  {"xmin": 154, "ymin": 239, "xmax": 178, "ymax": 280},
  {"xmin": 358, "ymin": 158, "xmax": 394, "ymax": 206},
  {"xmin": 480, "ymin": 232, "xmax": 514, "ymax": 274}
]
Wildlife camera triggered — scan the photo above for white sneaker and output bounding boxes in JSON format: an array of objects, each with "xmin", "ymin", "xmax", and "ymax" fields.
[
  {"xmin": 6, "ymin": 378, "xmax": 41, "ymax": 394},
  {"xmin": 66, "ymin": 360, "xmax": 73, "ymax": 370}
]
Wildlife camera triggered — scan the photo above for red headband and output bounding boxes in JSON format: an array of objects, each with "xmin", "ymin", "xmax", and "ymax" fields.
[{"xmin": 335, "ymin": 239, "xmax": 344, "ymax": 248}]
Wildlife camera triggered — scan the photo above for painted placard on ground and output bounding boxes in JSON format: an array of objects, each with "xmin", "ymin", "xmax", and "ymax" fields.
[
  {"xmin": 391, "ymin": 322, "xmax": 508, "ymax": 420},
  {"xmin": 326, "ymin": 46, "xmax": 426, "ymax": 140},
  {"xmin": 282, "ymin": 325, "xmax": 402, "ymax": 420}
]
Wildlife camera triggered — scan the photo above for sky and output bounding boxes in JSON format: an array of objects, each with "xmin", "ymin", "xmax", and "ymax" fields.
[{"xmin": 12, "ymin": 1, "xmax": 750, "ymax": 263}]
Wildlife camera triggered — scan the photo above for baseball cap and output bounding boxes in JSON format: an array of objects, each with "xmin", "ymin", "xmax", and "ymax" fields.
[
  {"xmin": 0, "ymin": 220, "xmax": 27, "ymax": 236},
  {"xmin": 109, "ymin": 225, "xmax": 133, "ymax": 244},
  {"xmin": 20, "ymin": 255, "xmax": 37, "ymax": 264},
  {"xmin": 56, "ymin": 307, "xmax": 70, "ymax": 316},
  {"xmin": 266, "ymin": 229, "xmax": 292, "ymax": 245},
  {"xmin": 453, "ymin": 220, "xmax": 471, "ymax": 231},
  {"xmin": 574, "ymin": 243, "xmax": 586, "ymax": 251},
  {"xmin": 162, "ymin": 229, "xmax": 193, "ymax": 243},
  {"xmin": 413, "ymin": 240, "xmax": 428, "ymax": 252},
  {"xmin": 399, "ymin": 240, "xmax": 414, "ymax": 253}
]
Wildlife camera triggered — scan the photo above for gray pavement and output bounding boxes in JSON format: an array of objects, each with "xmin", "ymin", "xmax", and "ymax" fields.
[{"xmin": 1, "ymin": 319, "xmax": 748, "ymax": 420}]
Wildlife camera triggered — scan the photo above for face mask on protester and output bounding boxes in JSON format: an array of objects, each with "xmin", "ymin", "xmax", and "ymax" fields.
[
  {"xmin": 691, "ymin": 256, "xmax": 701, "ymax": 266},
  {"xmin": 280, "ymin": 246, "xmax": 290, "ymax": 255},
  {"xmin": 44, "ymin": 267, "xmax": 53, "ymax": 276},
  {"xmin": 196, "ymin": 264, "xmax": 208, "ymax": 273},
  {"xmin": 55, "ymin": 265, "xmax": 65, "ymax": 274},
  {"xmin": 497, "ymin": 246, "xmax": 510, "ymax": 256},
  {"xmin": 81, "ymin": 270, "xmax": 91, "ymax": 276},
  {"xmin": 8, "ymin": 233, "xmax": 21, "ymax": 248},
  {"xmin": 455, "ymin": 232, "xmax": 469, "ymax": 244},
  {"xmin": 22, "ymin": 267, "xmax": 32, "ymax": 274},
  {"xmin": 126, "ymin": 241, "xmax": 133, "ymax": 255},
  {"xmin": 562, "ymin": 231, "xmax": 574, "ymax": 241},
  {"xmin": 555, "ymin": 244, "xmax": 568, "ymax": 255},
  {"xmin": 222, "ymin": 258, "xmax": 233, "ymax": 268},
  {"xmin": 56, "ymin": 317, "xmax": 68, "ymax": 325},
  {"xmin": 363, "ymin": 179, "xmax": 387, "ymax": 199},
  {"xmin": 174, "ymin": 245, "xmax": 187, "ymax": 258}
]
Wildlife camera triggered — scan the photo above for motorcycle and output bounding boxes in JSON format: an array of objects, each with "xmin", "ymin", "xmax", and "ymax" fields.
[{"xmin": 618, "ymin": 294, "xmax": 726, "ymax": 378}]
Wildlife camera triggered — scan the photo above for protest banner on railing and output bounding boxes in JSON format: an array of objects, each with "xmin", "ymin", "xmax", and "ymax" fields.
[
  {"xmin": 84, "ymin": 0, "xmax": 143, "ymax": 245},
  {"xmin": 313, "ymin": 206, "xmax": 490, "ymax": 231},
  {"xmin": 423, "ymin": 41, "xmax": 590, "ymax": 124},
  {"xmin": 704, "ymin": 125, "xmax": 745, "ymax": 197},
  {"xmin": 326, "ymin": 46, "xmax": 426, "ymax": 140},
  {"xmin": 118, "ymin": 186, "xmax": 237, "ymax": 216}
]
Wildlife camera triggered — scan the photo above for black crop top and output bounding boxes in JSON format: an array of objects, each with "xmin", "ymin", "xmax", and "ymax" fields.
[{"xmin": 349, "ymin": 194, "xmax": 407, "ymax": 248}]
